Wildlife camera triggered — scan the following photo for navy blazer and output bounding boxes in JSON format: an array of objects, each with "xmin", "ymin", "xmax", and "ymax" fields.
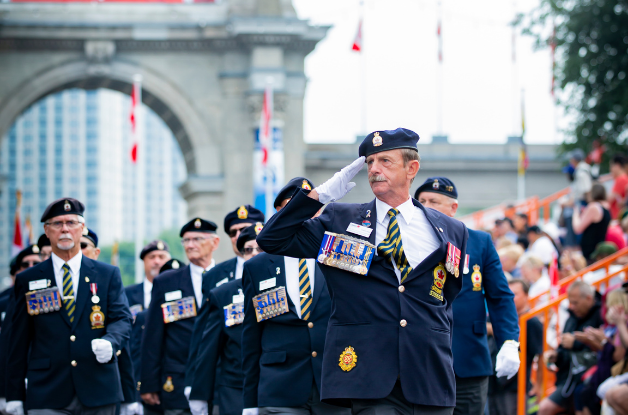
[
  {"xmin": 141, "ymin": 265, "xmax": 198, "ymax": 410},
  {"xmin": 186, "ymin": 257, "xmax": 237, "ymax": 386},
  {"xmin": 256, "ymin": 189, "xmax": 468, "ymax": 407},
  {"xmin": 125, "ymin": 283, "xmax": 144, "ymax": 312},
  {"xmin": 241, "ymin": 253, "xmax": 332, "ymax": 409},
  {"xmin": 0, "ymin": 287, "xmax": 11, "ymax": 330},
  {"xmin": 189, "ymin": 278, "xmax": 244, "ymax": 402},
  {"xmin": 7, "ymin": 256, "xmax": 132, "ymax": 409},
  {"xmin": 0, "ymin": 288, "xmax": 15, "ymax": 398},
  {"xmin": 452, "ymin": 229, "xmax": 519, "ymax": 378}
]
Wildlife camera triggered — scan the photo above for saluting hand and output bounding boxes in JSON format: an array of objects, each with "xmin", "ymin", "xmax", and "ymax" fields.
[{"xmin": 310, "ymin": 156, "xmax": 365, "ymax": 204}]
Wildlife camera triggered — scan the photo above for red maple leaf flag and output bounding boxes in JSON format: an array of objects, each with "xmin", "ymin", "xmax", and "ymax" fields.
[
  {"xmin": 130, "ymin": 81, "xmax": 140, "ymax": 163},
  {"xmin": 260, "ymin": 84, "xmax": 272, "ymax": 166},
  {"xmin": 12, "ymin": 190, "xmax": 23, "ymax": 257},
  {"xmin": 352, "ymin": 19, "xmax": 363, "ymax": 52},
  {"xmin": 549, "ymin": 253, "xmax": 559, "ymax": 299}
]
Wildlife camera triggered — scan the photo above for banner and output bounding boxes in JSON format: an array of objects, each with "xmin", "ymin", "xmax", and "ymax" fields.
[{"xmin": 253, "ymin": 127, "xmax": 284, "ymax": 219}]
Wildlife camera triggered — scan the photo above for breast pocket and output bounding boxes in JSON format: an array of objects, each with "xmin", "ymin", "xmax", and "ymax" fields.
[
  {"xmin": 28, "ymin": 358, "xmax": 50, "ymax": 371},
  {"xmin": 260, "ymin": 351, "xmax": 286, "ymax": 365}
]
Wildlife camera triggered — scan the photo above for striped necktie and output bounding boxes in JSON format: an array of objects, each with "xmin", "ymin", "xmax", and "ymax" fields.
[
  {"xmin": 62, "ymin": 263, "xmax": 75, "ymax": 323},
  {"xmin": 298, "ymin": 259, "xmax": 312, "ymax": 320},
  {"xmin": 377, "ymin": 208, "xmax": 414, "ymax": 283}
]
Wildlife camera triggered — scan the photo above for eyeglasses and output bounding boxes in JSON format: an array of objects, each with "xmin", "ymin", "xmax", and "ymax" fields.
[
  {"xmin": 243, "ymin": 247, "xmax": 263, "ymax": 254},
  {"xmin": 39, "ymin": 252, "xmax": 51, "ymax": 260},
  {"xmin": 45, "ymin": 220, "xmax": 82, "ymax": 230},
  {"xmin": 80, "ymin": 242, "xmax": 95, "ymax": 250},
  {"xmin": 181, "ymin": 237, "xmax": 211, "ymax": 246},
  {"xmin": 21, "ymin": 260, "xmax": 42, "ymax": 268}
]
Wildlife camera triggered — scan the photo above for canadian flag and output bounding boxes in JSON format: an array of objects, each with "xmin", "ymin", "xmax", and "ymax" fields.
[
  {"xmin": 259, "ymin": 84, "xmax": 273, "ymax": 166},
  {"xmin": 11, "ymin": 190, "xmax": 23, "ymax": 257},
  {"xmin": 352, "ymin": 19, "xmax": 363, "ymax": 52},
  {"xmin": 129, "ymin": 81, "xmax": 140, "ymax": 164}
]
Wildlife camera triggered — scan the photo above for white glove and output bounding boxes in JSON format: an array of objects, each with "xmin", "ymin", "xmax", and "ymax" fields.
[
  {"xmin": 315, "ymin": 156, "xmax": 365, "ymax": 204},
  {"xmin": 184, "ymin": 386, "xmax": 192, "ymax": 400},
  {"xmin": 495, "ymin": 341, "xmax": 521, "ymax": 379},
  {"xmin": 243, "ymin": 409, "xmax": 259, "ymax": 415},
  {"xmin": 0, "ymin": 398, "xmax": 6, "ymax": 413},
  {"xmin": 5, "ymin": 401, "xmax": 23, "ymax": 415},
  {"xmin": 189, "ymin": 400, "xmax": 208, "ymax": 415},
  {"xmin": 136, "ymin": 402, "xmax": 144, "ymax": 415},
  {"xmin": 121, "ymin": 403, "xmax": 141, "ymax": 415},
  {"xmin": 91, "ymin": 339, "xmax": 113, "ymax": 363}
]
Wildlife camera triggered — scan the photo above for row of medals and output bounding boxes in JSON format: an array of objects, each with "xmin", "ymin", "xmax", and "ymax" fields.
[{"xmin": 318, "ymin": 252, "xmax": 369, "ymax": 275}]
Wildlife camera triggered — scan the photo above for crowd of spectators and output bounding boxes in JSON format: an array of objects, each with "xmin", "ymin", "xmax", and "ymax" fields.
[{"xmin": 484, "ymin": 152, "xmax": 628, "ymax": 415}]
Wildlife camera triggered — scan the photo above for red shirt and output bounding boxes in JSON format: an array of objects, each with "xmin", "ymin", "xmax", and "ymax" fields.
[
  {"xmin": 610, "ymin": 173, "xmax": 628, "ymax": 219},
  {"xmin": 606, "ymin": 224, "xmax": 626, "ymax": 250}
]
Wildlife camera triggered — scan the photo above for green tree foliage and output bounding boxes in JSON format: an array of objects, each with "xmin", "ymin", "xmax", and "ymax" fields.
[{"xmin": 522, "ymin": 0, "xmax": 628, "ymax": 163}]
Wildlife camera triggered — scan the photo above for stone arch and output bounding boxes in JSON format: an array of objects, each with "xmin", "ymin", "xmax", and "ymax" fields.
[{"xmin": 0, "ymin": 58, "xmax": 221, "ymax": 176}]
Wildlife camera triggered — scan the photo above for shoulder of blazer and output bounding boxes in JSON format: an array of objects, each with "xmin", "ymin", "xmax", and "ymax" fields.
[
  {"xmin": 125, "ymin": 282, "xmax": 143, "ymax": 295},
  {"xmin": 153, "ymin": 265, "xmax": 190, "ymax": 286},
  {"xmin": 214, "ymin": 257, "xmax": 237, "ymax": 272},
  {"xmin": 84, "ymin": 256, "xmax": 112, "ymax": 274},
  {"xmin": 468, "ymin": 228, "xmax": 491, "ymax": 248}
]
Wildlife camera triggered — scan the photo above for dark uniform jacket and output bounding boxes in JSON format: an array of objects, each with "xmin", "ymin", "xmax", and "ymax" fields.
[
  {"xmin": 189, "ymin": 278, "xmax": 244, "ymax": 403},
  {"xmin": 0, "ymin": 288, "xmax": 15, "ymax": 398},
  {"xmin": 7, "ymin": 257, "xmax": 132, "ymax": 409},
  {"xmin": 452, "ymin": 229, "xmax": 519, "ymax": 378},
  {"xmin": 186, "ymin": 257, "xmax": 237, "ymax": 386},
  {"xmin": 0, "ymin": 287, "xmax": 11, "ymax": 330},
  {"xmin": 256, "ymin": 189, "xmax": 468, "ymax": 407},
  {"xmin": 125, "ymin": 283, "xmax": 145, "ymax": 315},
  {"xmin": 140, "ymin": 265, "xmax": 198, "ymax": 410},
  {"xmin": 241, "ymin": 254, "xmax": 331, "ymax": 409}
]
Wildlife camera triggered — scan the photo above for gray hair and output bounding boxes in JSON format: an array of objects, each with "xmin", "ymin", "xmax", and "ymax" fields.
[{"xmin": 568, "ymin": 279, "xmax": 594, "ymax": 298}]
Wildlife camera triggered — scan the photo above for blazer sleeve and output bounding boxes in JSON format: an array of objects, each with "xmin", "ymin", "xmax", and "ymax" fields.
[
  {"xmin": 189, "ymin": 289, "xmax": 226, "ymax": 402},
  {"xmin": 140, "ymin": 278, "xmax": 165, "ymax": 394},
  {"xmin": 185, "ymin": 270, "xmax": 214, "ymax": 386},
  {"xmin": 118, "ymin": 344, "xmax": 137, "ymax": 403},
  {"xmin": 241, "ymin": 263, "xmax": 262, "ymax": 408},
  {"xmin": 102, "ymin": 266, "xmax": 132, "ymax": 352},
  {"xmin": 481, "ymin": 233, "xmax": 520, "ymax": 348},
  {"xmin": 6, "ymin": 277, "xmax": 33, "ymax": 401},
  {"xmin": 256, "ymin": 189, "xmax": 331, "ymax": 259}
]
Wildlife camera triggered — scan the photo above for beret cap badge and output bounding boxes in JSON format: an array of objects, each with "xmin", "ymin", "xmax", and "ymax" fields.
[
  {"xmin": 172, "ymin": 260, "xmax": 180, "ymax": 270},
  {"xmin": 82, "ymin": 227, "xmax": 89, "ymax": 236},
  {"xmin": 301, "ymin": 180, "xmax": 312, "ymax": 190},
  {"xmin": 254, "ymin": 222, "xmax": 264, "ymax": 235},
  {"xmin": 64, "ymin": 200, "xmax": 71, "ymax": 211},
  {"xmin": 432, "ymin": 179, "xmax": 439, "ymax": 190},
  {"xmin": 372, "ymin": 132, "xmax": 383, "ymax": 147},
  {"xmin": 32, "ymin": 245, "xmax": 40, "ymax": 254},
  {"xmin": 194, "ymin": 218, "xmax": 201, "ymax": 228},
  {"xmin": 157, "ymin": 241, "xmax": 164, "ymax": 250},
  {"xmin": 237, "ymin": 205, "xmax": 248, "ymax": 220}
]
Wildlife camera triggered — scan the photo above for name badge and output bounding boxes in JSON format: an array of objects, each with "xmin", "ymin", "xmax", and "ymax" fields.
[
  {"xmin": 233, "ymin": 294, "xmax": 244, "ymax": 304},
  {"xmin": 29, "ymin": 279, "xmax": 49, "ymax": 291},
  {"xmin": 259, "ymin": 277, "xmax": 276, "ymax": 291},
  {"xmin": 165, "ymin": 290, "xmax": 182, "ymax": 302},
  {"xmin": 346, "ymin": 223, "xmax": 373, "ymax": 238},
  {"xmin": 216, "ymin": 277, "xmax": 229, "ymax": 287}
]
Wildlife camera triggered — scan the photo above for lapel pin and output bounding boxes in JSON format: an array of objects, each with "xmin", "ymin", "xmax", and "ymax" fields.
[
  {"xmin": 276, "ymin": 267, "xmax": 280, "ymax": 275},
  {"xmin": 85, "ymin": 277, "xmax": 90, "ymax": 282},
  {"xmin": 365, "ymin": 210, "xmax": 371, "ymax": 218}
]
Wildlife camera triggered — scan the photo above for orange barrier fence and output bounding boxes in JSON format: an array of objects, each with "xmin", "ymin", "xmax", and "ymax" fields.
[{"xmin": 517, "ymin": 263, "xmax": 628, "ymax": 415}]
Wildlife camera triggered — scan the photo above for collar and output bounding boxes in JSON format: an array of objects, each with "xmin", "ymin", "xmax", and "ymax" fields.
[
  {"xmin": 143, "ymin": 277, "xmax": 153, "ymax": 292},
  {"xmin": 376, "ymin": 196, "xmax": 415, "ymax": 225},
  {"xmin": 189, "ymin": 259, "xmax": 216, "ymax": 275},
  {"xmin": 236, "ymin": 256, "xmax": 245, "ymax": 266},
  {"xmin": 51, "ymin": 251, "xmax": 82, "ymax": 275}
]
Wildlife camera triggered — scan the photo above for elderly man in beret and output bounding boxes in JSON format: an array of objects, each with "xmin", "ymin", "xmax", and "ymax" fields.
[
  {"xmin": 6, "ymin": 197, "xmax": 132, "ymax": 415},
  {"xmin": 257, "ymin": 128, "xmax": 468, "ymax": 415}
]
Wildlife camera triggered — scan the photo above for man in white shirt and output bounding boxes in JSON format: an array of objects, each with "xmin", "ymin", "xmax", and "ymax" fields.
[
  {"xmin": 125, "ymin": 240, "xmax": 172, "ymax": 317},
  {"xmin": 526, "ymin": 226, "xmax": 558, "ymax": 266}
]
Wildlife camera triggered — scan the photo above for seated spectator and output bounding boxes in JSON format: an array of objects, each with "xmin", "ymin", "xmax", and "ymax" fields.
[
  {"xmin": 488, "ymin": 279, "xmax": 544, "ymax": 415},
  {"xmin": 573, "ymin": 183, "xmax": 611, "ymax": 264},
  {"xmin": 498, "ymin": 245, "xmax": 525, "ymax": 279},
  {"xmin": 495, "ymin": 218, "xmax": 518, "ymax": 244},
  {"xmin": 574, "ymin": 289, "xmax": 628, "ymax": 415},
  {"xmin": 608, "ymin": 155, "xmax": 628, "ymax": 220},
  {"xmin": 560, "ymin": 251, "xmax": 588, "ymax": 280},
  {"xmin": 606, "ymin": 383, "xmax": 628, "ymax": 415},
  {"xmin": 521, "ymin": 254, "xmax": 550, "ymax": 305},
  {"xmin": 583, "ymin": 242, "xmax": 624, "ymax": 292},
  {"xmin": 603, "ymin": 287, "xmax": 628, "ymax": 414},
  {"xmin": 527, "ymin": 225, "xmax": 560, "ymax": 265},
  {"xmin": 514, "ymin": 213, "xmax": 529, "ymax": 237},
  {"xmin": 539, "ymin": 281, "xmax": 604, "ymax": 415}
]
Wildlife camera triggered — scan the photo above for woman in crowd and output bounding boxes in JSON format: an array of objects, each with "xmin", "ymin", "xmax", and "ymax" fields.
[{"xmin": 572, "ymin": 183, "xmax": 611, "ymax": 264}]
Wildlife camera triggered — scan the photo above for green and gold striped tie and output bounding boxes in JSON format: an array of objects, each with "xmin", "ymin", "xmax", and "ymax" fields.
[
  {"xmin": 299, "ymin": 259, "xmax": 312, "ymax": 321},
  {"xmin": 377, "ymin": 208, "xmax": 414, "ymax": 283},
  {"xmin": 62, "ymin": 263, "xmax": 75, "ymax": 323}
]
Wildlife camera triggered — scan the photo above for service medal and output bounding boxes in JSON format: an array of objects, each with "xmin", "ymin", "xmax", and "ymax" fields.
[
  {"xmin": 339, "ymin": 346, "xmax": 358, "ymax": 372},
  {"xmin": 471, "ymin": 265, "xmax": 483, "ymax": 291},
  {"xmin": 92, "ymin": 295, "xmax": 100, "ymax": 304},
  {"xmin": 163, "ymin": 376, "xmax": 174, "ymax": 392},
  {"xmin": 90, "ymin": 305, "xmax": 105, "ymax": 329}
]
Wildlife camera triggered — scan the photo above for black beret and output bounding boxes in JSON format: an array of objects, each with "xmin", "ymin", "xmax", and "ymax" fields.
[
  {"xmin": 223, "ymin": 205, "xmax": 265, "ymax": 233},
  {"xmin": 274, "ymin": 177, "xmax": 314, "ymax": 208},
  {"xmin": 40, "ymin": 197, "xmax": 85, "ymax": 222},
  {"xmin": 159, "ymin": 258, "xmax": 183, "ymax": 274},
  {"xmin": 414, "ymin": 177, "xmax": 458, "ymax": 200},
  {"xmin": 180, "ymin": 218, "xmax": 218, "ymax": 237},
  {"xmin": 9, "ymin": 256, "xmax": 18, "ymax": 276},
  {"xmin": 81, "ymin": 227, "xmax": 99, "ymax": 247},
  {"xmin": 140, "ymin": 240, "xmax": 170, "ymax": 260},
  {"xmin": 37, "ymin": 234, "xmax": 50, "ymax": 248},
  {"xmin": 15, "ymin": 245, "xmax": 41, "ymax": 267},
  {"xmin": 236, "ymin": 222, "xmax": 264, "ymax": 253},
  {"xmin": 358, "ymin": 128, "xmax": 420, "ymax": 158}
]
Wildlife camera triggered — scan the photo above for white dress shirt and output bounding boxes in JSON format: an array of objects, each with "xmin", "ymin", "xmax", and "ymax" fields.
[
  {"xmin": 51, "ymin": 251, "xmax": 83, "ymax": 301},
  {"xmin": 143, "ymin": 278, "xmax": 153, "ymax": 309},
  {"xmin": 375, "ymin": 197, "xmax": 440, "ymax": 282},
  {"xmin": 235, "ymin": 256, "xmax": 245, "ymax": 280},
  {"xmin": 528, "ymin": 236, "xmax": 558, "ymax": 265},
  {"xmin": 284, "ymin": 256, "xmax": 316, "ymax": 319},
  {"xmin": 189, "ymin": 260, "xmax": 215, "ymax": 305}
]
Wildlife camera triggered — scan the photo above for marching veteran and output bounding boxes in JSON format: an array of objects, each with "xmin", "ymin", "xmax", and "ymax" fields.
[
  {"xmin": 6, "ymin": 198, "xmax": 132, "ymax": 415},
  {"xmin": 257, "ymin": 128, "xmax": 469, "ymax": 415},
  {"xmin": 415, "ymin": 177, "xmax": 520, "ymax": 415}
]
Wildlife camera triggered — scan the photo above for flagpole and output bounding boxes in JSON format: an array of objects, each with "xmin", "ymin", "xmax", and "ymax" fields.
[
  {"xmin": 133, "ymin": 74, "xmax": 145, "ymax": 284},
  {"xmin": 359, "ymin": 0, "xmax": 366, "ymax": 134},
  {"xmin": 436, "ymin": 0, "xmax": 443, "ymax": 135}
]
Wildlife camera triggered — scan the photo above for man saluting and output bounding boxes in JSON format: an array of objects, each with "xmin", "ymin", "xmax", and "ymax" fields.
[{"xmin": 257, "ymin": 128, "xmax": 468, "ymax": 415}]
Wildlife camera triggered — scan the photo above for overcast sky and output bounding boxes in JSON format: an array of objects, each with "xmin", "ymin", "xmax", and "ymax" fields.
[{"xmin": 293, "ymin": 0, "xmax": 567, "ymax": 145}]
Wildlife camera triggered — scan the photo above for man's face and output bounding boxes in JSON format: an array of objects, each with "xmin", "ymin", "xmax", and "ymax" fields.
[
  {"xmin": 242, "ymin": 240, "xmax": 262, "ymax": 261},
  {"xmin": 80, "ymin": 236, "xmax": 101, "ymax": 260},
  {"xmin": 18, "ymin": 254, "xmax": 42, "ymax": 274},
  {"xmin": 182, "ymin": 231, "xmax": 220, "ymax": 263},
  {"xmin": 44, "ymin": 214, "xmax": 84, "ymax": 252},
  {"xmin": 513, "ymin": 216, "xmax": 527, "ymax": 233},
  {"xmin": 366, "ymin": 150, "xmax": 419, "ymax": 199},
  {"xmin": 143, "ymin": 250, "xmax": 171, "ymax": 281},
  {"xmin": 417, "ymin": 191, "xmax": 457, "ymax": 217},
  {"xmin": 229, "ymin": 223, "xmax": 252, "ymax": 256},
  {"xmin": 39, "ymin": 246, "xmax": 52, "ymax": 261},
  {"xmin": 509, "ymin": 283, "xmax": 528, "ymax": 314},
  {"xmin": 568, "ymin": 287, "xmax": 594, "ymax": 318}
]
